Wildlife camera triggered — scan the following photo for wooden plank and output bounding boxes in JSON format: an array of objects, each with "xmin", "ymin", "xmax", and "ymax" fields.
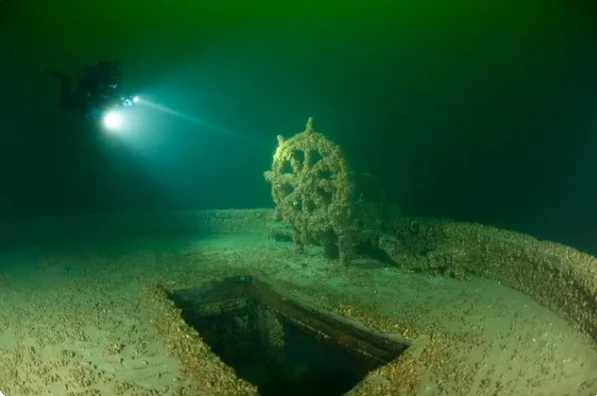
[{"xmin": 170, "ymin": 275, "xmax": 410, "ymax": 367}]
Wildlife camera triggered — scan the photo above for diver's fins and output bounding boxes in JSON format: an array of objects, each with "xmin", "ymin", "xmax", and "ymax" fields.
[
  {"xmin": 46, "ymin": 68, "xmax": 72, "ymax": 110},
  {"xmin": 46, "ymin": 68, "xmax": 71, "ymax": 83}
]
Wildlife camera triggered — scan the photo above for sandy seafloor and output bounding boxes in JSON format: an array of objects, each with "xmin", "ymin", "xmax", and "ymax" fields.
[{"xmin": 0, "ymin": 209, "xmax": 596, "ymax": 396}]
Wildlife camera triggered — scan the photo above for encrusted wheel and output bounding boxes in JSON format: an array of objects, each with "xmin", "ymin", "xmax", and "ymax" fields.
[{"xmin": 265, "ymin": 118, "xmax": 355, "ymax": 260}]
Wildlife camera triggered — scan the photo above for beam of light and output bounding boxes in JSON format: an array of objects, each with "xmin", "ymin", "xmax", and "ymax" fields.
[
  {"xmin": 134, "ymin": 97, "xmax": 270, "ymax": 152},
  {"xmin": 139, "ymin": 98, "xmax": 232, "ymax": 136}
]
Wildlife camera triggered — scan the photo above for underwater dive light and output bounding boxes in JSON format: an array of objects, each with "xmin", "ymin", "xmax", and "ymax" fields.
[{"xmin": 103, "ymin": 110, "xmax": 123, "ymax": 130}]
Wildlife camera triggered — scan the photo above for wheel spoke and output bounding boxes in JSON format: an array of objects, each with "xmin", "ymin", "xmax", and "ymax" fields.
[{"xmin": 304, "ymin": 149, "xmax": 312, "ymax": 169}]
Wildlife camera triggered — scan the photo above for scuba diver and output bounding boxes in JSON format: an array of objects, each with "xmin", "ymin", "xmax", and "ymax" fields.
[{"xmin": 47, "ymin": 61, "xmax": 138, "ymax": 122}]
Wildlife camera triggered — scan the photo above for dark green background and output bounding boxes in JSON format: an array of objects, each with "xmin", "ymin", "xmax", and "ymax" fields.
[{"xmin": 1, "ymin": 1, "xmax": 596, "ymax": 250}]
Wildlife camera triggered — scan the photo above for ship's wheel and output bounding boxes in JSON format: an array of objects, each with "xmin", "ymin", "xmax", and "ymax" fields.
[{"xmin": 265, "ymin": 118, "xmax": 355, "ymax": 260}]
